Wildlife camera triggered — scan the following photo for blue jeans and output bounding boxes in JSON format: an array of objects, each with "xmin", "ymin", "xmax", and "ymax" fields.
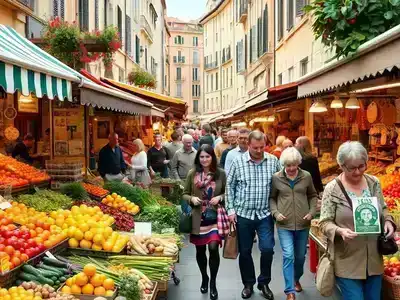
[
  {"xmin": 277, "ymin": 228, "xmax": 309, "ymax": 294},
  {"xmin": 237, "ymin": 215, "xmax": 275, "ymax": 286},
  {"xmin": 336, "ymin": 275, "xmax": 382, "ymax": 300}
]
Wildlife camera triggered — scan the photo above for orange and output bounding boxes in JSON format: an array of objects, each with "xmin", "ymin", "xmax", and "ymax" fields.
[
  {"xmin": 92, "ymin": 234, "xmax": 104, "ymax": 246},
  {"xmin": 93, "ymin": 286, "xmax": 106, "ymax": 296},
  {"xmin": 102, "ymin": 241, "xmax": 113, "ymax": 252},
  {"xmin": 81, "ymin": 283, "xmax": 94, "ymax": 295},
  {"xmin": 68, "ymin": 238, "xmax": 79, "ymax": 248},
  {"xmin": 61, "ymin": 286, "xmax": 71, "ymax": 294},
  {"xmin": 70, "ymin": 284, "xmax": 81, "ymax": 294},
  {"xmin": 75, "ymin": 272, "xmax": 89, "ymax": 287},
  {"xmin": 83, "ymin": 264, "xmax": 97, "ymax": 277},
  {"xmin": 65, "ymin": 278, "xmax": 74, "ymax": 287},
  {"xmin": 79, "ymin": 240, "xmax": 92, "ymax": 249},
  {"xmin": 84, "ymin": 231, "xmax": 94, "ymax": 241},
  {"xmin": 90, "ymin": 274, "xmax": 104, "ymax": 287},
  {"xmin": 102, "ymin": 278, "xmax": 115, "ymax": 291}
]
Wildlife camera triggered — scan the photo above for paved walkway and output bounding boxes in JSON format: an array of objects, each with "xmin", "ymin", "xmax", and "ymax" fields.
[{"xmin": 167, "ymin": 236, "xmax": 341, "ymax": 300}]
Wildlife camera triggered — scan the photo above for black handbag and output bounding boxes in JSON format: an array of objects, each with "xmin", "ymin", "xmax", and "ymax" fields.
[
  {"xmin": 336, "ymin": 178, "xmax": 397, "ymax": 255},
  {"xmin": 202, "ymin": 187, "xmax": 217, "ymax": 222},
  {"xmin": 179, "ymin": 211, "xmax": 192, "ymax": 234}
]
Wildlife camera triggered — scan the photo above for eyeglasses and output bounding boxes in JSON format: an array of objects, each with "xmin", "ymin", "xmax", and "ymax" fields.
[{"xmin": 343, "ymin": 164, "xmax": 367, "ymax": 173}]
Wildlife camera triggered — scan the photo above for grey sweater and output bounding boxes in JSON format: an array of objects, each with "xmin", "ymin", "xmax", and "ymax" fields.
[{"xmin": 170, "ymin": 148, "xmax": 197, "ymax": 180}]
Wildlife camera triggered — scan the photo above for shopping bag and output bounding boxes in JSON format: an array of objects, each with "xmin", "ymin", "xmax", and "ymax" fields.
[
  {"xmin": 316, "ymin": 244, "xmax": 335, "ymax": 297},
  {"xmin": 223, "ymin": 223, "xmax": 238, "ymax": 259}
]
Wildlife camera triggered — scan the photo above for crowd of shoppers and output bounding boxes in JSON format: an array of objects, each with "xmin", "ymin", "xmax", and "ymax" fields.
[{"xmin": 97, "ymin": 124, "xmax": 394, "ymax": 300}]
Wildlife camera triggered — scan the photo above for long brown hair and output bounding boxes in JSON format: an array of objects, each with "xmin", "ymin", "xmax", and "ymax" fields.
[{"xmin": 296, "ymin": 136, "xmax": 313, "ymax": 159}]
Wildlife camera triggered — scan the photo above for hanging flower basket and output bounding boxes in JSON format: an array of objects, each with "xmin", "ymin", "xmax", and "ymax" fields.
[
  {"xmin": 128, "ymin": 68, "xmax": 157, "ymax": 89},
  {"xmin": 40, "ymin": 17, "xmax": 121, "ymax": 70}
]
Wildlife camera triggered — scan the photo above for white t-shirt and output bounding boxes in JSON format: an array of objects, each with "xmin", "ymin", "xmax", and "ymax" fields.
[{"xmin": 130, "ymin": 151, "xmax": 147, "ymax": 178}]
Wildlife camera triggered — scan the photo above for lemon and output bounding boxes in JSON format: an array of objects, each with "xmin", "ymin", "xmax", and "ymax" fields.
[
  {"xmin": 68, "ymin": 238, "xmax": 79, "ymax": 248},
  {"xmin": 74, "ymin": 229, "xmax": 84, "ymax": 241}
]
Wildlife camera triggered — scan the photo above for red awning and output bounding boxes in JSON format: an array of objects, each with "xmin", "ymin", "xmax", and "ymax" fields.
[{"xmin": 268, "ymin": 82, "xmax": 298, "ymax": 93}]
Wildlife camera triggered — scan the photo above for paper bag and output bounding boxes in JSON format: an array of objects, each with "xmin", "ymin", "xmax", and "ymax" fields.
[{"xmin": 223, "ymin": 223, "xmax": 238, "ymax": 259}]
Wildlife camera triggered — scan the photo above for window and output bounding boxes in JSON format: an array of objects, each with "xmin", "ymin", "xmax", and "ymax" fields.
[
  {"xmin": 207, "ymin": 98, "xmax": 210, "ymax": 110},
  {"xmin": 278, "ymin": 73, "xmax": 283, "ymax": 85},
  {"xmin": 257, "ymin": 17, "xmax": 263, "ymax": 57},
  {"xmin": 193, "ymin": 37, "xmax": 199, "ymax": 46},
  {"xmin": 216, "ymin": 72, "xmax": 218, "ymax": 90},
  {"xmin": 277, "ymin": 0, "xmax": 283, "ymax": 40},
  {"xmin": 193, "ymin": 51, "xmax": 199, "ymax": 65},
  {"xmin": 193, "ymin": 100, "xmax": 199, "ymax": 113},
  {"xmin": 236, "ymin": 39, "xmax": 244, "ymax": 72},
  {"xmin": 206, "ymin": 74, "xmax": 209, "ymax": 92},
  {"xmin": 288, "ymin": 66, "xmax": 294, "ymax": 82},
  {"xmin": 79, "ymin": 0, "xmax": 89, "ymax": 31},
  {"xmin": 216, "ymin": 32, "xmax": 218, "ymax": 42},
  {"xmin": 94, "ymin": 0, "xmax": 99, "ymax": 30},
  {"xmin": 149, "ymin": 4, "xmax": 157, "ymax": 28},
  {"xmin": 250, "ymin": 25, "xmax": 257, "ymax": 62},
  {"xmin": 193, "ymin": 68, "xmax": 199, "ymax": 81},
  {"xmin": 176, "ymin": 67, "xmax": 182, "ymax": 80},
  {"xmin": 211, "ymin": 74, "xmax": 214, "ymax": 91},
  {"xmin": 192, "ymin": 85, "xmax": 200, "ymax": 97},
  {"xmin": 175, "ymin": 35, "xmax": 184, "ymax": 44},
  {"xmin": 300, "ymin": 57, "xmax": 308, "ymax": 76},
  {"xmin": 296, "ymin": 0, "xmax": 306, "ymax": 16},
  {"xmin": 263, "ymin": 4, "xmax": 268, "ymax": 53},
  {"xmin": 117, "ymin": 6, "xmax": 123, "ymax": 46},
  {"xmin": 53, "ymin": 0, "xmax": 65, "ymax": 20},
  {"xmin": 125, "ymin": 15, "xmax": 132, "ymax": 56},
  {"xmin": 216, "ymin": 97, "xmax": 219, "ymax": 110},
  {"xmin": 145, "ymin": 47, "xmax": 148, "ymax": 70},
  {"xmin": 135, "ymin": 36, "xmax": 140, "ymax": 63},
  {"xmin": 177, "ymin": 83, "xmax": 182, "ymax": 97},
  {"xmin": 287, "ymin": 0, "xmax": 295, "ymax": 30}
]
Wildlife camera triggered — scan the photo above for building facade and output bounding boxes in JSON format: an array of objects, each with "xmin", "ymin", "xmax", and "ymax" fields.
[
  {"xmin": 167, "ymin": 18, "xmax": 203, "ymax": 118},
  {"xmin": 274, "ymin": 0, "xmax": 334, "ymax": 85},
  {"xmin": 200, "ymin": 0, "xmax": 274, "ymax": 116},
  {"xmin": 2, "ymin": 0, "xmax": 167, "ymax": 94}
]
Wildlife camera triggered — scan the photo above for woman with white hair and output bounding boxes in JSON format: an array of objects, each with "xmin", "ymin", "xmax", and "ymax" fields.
[
  {"xmin": 130, "ymin": 138, "xmax": 151, "ymax": 186},
  {"xmin": 269, "ymin": 147, "xmax": 317, "ymax": 300},
  {"xmin": 319, "ymin": 141, "xmax": 395, "ymax": 299}
]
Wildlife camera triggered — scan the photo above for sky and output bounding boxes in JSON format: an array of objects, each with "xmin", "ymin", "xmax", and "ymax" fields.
[{"xmin": 166, "ymin": 0, "xmax": 207, "ymax": 21}]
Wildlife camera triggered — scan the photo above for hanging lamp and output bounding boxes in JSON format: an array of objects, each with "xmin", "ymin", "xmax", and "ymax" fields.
[
  {"xmin": 345, "ymin": 94, "xmax": 360, "ymax": 109},
  {"xmin": 330, "ymin": 95, "xmax": 343, "ymax": 108},
  {"xmin": 309, "ymin": 100, "xmax": 327, "ymax": 113}
]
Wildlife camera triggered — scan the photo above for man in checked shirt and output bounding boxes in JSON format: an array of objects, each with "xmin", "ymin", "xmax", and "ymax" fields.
[{"xmin": 226, "ymin": 131, "xmax": 281, "ymax": 300}]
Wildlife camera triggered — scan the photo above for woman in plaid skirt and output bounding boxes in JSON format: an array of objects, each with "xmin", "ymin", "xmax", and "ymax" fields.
[{"xmin": 183, "ymin": 144, "xmax": 228, "ymax": 300}]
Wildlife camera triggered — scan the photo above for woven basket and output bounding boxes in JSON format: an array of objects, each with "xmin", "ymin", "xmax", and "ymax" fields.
[{"xmin": 383, "ymin": 275, "xmax": 400, "ymax": 300}]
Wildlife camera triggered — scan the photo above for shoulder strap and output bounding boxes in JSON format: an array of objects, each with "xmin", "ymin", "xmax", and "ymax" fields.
[{"xmin": 335, "ymin": 178, "xmax": 353, "ymax": 209}]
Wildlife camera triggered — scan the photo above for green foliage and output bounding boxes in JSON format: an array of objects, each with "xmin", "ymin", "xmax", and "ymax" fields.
[
  {"xmin": 60, "ymin": 182, "xmax": 89, "ymax": 201},
  {"xmin": 118, "ymin": 274, "xmax": 141, "ymax": 300},
  {"xmin": 134, "ymin": 205, "xmax": 180, "ymax": 233},
  {"xmin": 304, "ymin": 0, "xmax": 400, "ymax": 58},
  {"xmin": 127, "ymin": 68, "xmax": 157, "ymax": 88}
]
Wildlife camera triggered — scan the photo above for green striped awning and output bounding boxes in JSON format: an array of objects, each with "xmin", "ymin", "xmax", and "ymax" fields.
[{"xmin": 0, "ymin": 25, "xmax": 77, "ymax": 101}]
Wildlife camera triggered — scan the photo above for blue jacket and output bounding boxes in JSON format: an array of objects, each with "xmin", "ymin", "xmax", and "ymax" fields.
[{"xmin": 98, "ymin": 144, "xmax": 126, "ymax": 177}]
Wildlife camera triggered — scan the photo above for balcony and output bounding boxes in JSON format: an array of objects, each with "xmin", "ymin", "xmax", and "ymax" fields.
[
  {"xmin": 192, "ymin": 77, "xmax": 200, "ymax": 83},
  {"xmin": 173, "ymin": 56, "xmax": 186, "ymax": 64},
  {"xmin": 205, "ymin": 61, "xmax": 218, "ymax": 70},
  {"xmin": 17, "ymin": 0, "xmax": 34, "ymax": 9},
  {"xmin": 140, "ymin": 15, "xmax": 153, "ymax": 43},
  {"xmin": 238, "ymin": 0, "xmax": 248, "ymax": 24},
  {"xmin": 222, "ymin": 46, "xmax": 232, "ymax": 64},
  {"xmin": 175, "ymin": 76, "xmax": 186, "ymax": 82}
]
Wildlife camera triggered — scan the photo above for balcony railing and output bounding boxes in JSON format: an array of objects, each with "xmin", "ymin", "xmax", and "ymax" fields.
[
  {"xmin": 173, "ymin": 56, "xmax": 186, "ymax": 64},
  {"xmin": 238, "ymin": 0, "xmax": 248, "ymax": 23},
  {"xmin": 175, "ymin": 76, "xmax": 185, "ymax": 81},
  {"xmin": 140, "ymin": 15, "xmax": 153, "ymax": 43},
  {"xmin": 205, "ymin": 61, "xmax": 218, "ymax": 70},
  {"xmin": 17, "ymin": 0, "xmax": 34, "ymax": 10}
]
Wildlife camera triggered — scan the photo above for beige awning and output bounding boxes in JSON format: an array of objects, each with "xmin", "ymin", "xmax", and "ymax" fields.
[
  {"xmin": 245, "ymin": 89, "xmax": 268, "ymax": 108},
  {"xmin": 298, "ymin": 24, "xmax": 400, "ymax": 98},
  {"xmin": 151, "ymin": 107, "xmax": 165, "ymax": 118}
]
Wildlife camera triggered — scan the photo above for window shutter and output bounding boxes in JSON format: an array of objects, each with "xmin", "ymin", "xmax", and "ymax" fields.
[
  {"xmin": 249, "ymin": 28, "xmax": 252, "ymax": 63},
  {"xmin": 182, "ymin": 37, "xmax": 184, "ymax": 44},
  {"xmin": 135, "ymin": 36, "xmax": 140, "ymax": 63},
  {"xmin": 244, "ymin": 36, "xmax": 247, "ymax": 70},
  {"xmin": 53, "ymin": 0, "xmax": 58, "ymax": 17},
  {"xmin": 84, "ymin": 0, "xmax": 89, "ymax": 31},
  {"xmin": 125, "ymin": 16, "xmax": 132, "ymax": 55},
  {"xmin": 263, "ymin": 5, "xmax": 268, "ymax": 53},
  {"xmin": 296, "ymin": 0, "xmax": 306, "ymax": 16},
  {"xmin": 278, "ymin": 0, "xmax": 283, "ymax": 40},
  {"xmin": 95, "ymin": 0, "xmax": 99, "ymax": 30},
  {"xmin": 60, "ymin": 0, "xmax": 65, "ymax": 20},
  {"xmin": 257, "ymin": 17, "xmax": 262, "ymax": 57},
  {"xmin": 287, "ymin": 0, "xmax": 294, "ymax": 30},
  {"xmin": 236, "ymin": 43, "xmax": 239, "ymax": 72}
]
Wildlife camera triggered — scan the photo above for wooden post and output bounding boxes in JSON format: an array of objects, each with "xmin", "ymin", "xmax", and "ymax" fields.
[
  {"xmin": 84, "ymin": 105, "xmax": 89, "ymax": 176},
  {"xmin": 304, "ymin": 98, "xmax": 314, "ymax": 146},
  {"xmin": 49, "ymin": 99, "xmax": 54, "ymax": 160}
]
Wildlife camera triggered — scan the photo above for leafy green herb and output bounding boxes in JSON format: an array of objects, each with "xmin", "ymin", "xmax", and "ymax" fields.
[
  {"xmin": 118, "ymin": 274, "xmax": 141, "ymax": 300},
  {"xmin": 135, "ymin": 205, "xmax": 180, "ymax": 233},
  {"xmin": 16, "ymin": 189, "xmax": 73, "ymax": 212},
  {"xmin": 60, "ymin": 182, "xmax": 88, "ymax": 200}
]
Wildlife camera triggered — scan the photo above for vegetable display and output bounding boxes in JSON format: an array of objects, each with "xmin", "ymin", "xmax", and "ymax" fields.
[
  {"xmin": 14, "ymin": 282, "xmax": 76, "ymax": 300},
  {"xmin": 118, "ymin": 274, "xmax": 141, "ymax": 300},
  {"xmin": 60, "ymin": 183, "xmax": 89, "ymax": 201},
  {"xmin": 134, "ymin": 205, "xmax": 180, "ymax": 233},
  {"xmin": 74, "ymin": 201, "xmax": 134, "ymax": 232},
  {"xmin": 103, "ymin": 182, "xmax": 159, "ymax": 208},
  {"xmin": 82, "ymin": 183, "xmax": 109, "ymax": 198},
  {"xmin": 16, "ymin": 190, "xmax": 73, "ymax": 212},
  {"xmin": 128, "ymin": 235, "xmax": 179, "ymax": 256},
  {"xmin": 101, "ymin": 193, "xmax": 140, "ymax": 215}
]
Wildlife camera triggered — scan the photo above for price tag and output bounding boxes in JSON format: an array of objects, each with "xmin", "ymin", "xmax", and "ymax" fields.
[
  {"xmin": 0, "ymin": 202, "xmax": 11, "ymax": 210},
  {"xmin": 134, "ymin": 222, "xmax": 152, "ymax": 236},
  {"xmin": 45, "ymin": 251, "xmax": 57, "ymax": 260}
]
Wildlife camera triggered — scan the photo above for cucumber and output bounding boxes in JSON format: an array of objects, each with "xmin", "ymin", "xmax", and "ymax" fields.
[
  {"xmin": 35, "ymin": 276, "xmax": 54, "ymax": 286},
  {"xmin": 59, "ymin": 276, "xmax": 67, "ymax": 282},
  {"xmin": 42, "ymin": 257, "xmax": 68, "ymax": 268},
  {"xmin": 55, "ymin": 280, "xmax": 61, "ymax": 286},
  {"xmin": 19, "ymin": 272, "xmax": 40, "ymax": 282},
  {"xmin": 22, "ymin": 265, "xmax": 41, "ymax": 276},
  {"xmin": 39, "ymin": 265, "xmax": 63, "ymax": 276},
  {"xmin": 51, "ymin": 276, "xmax": 58, "ymax": 282}
]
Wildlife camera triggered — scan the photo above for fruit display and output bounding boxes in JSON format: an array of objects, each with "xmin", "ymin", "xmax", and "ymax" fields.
[
  {"xmin": 57, "ymin": 205, "xmax": 128, "ymax": 252},
  {"xmin": 18, "ymin": 258, "xmax": 72, "ymax": 288},
  {"xmin": 16, "ymin": 190, "xmax": 73, "ymax": 213},
  {"xmin": 15, "ymin": 282, "xmax": 79, "ymax": 300},
  {"xmin": 384, "ymin": 251, "xmax": 400, "ymax": 278},
  {"xmin": 5, "ymin": 202, "xmax": 56, "ymax": 227},
  {"xmin": 74, "ymin": 201, "xmax": 135, "ymax": 232},
  {"xmin": 101, "ymin": 193, "xmax": 140, "ymax": 215},
  {"xmin": 127, "ymin": 235, "xmax": 179, "ymax": 256},
  {"xmin": 81, "ymin": 183, "xmax": 109, "ymax": 198},
  {"xmin": 0, "ymin": 154, "xmax": 50, "ymax": 186},
  {"xmin": 61, "ymin": 264, "xmax": 116, "ymax": 297},
  {"xmin": 365, "ymin": 161, "xmax": 387, "ymax": 176}
]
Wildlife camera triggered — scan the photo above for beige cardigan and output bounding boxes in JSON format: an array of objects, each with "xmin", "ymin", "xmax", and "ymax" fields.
[{"xmin": 182, "ymin": 168, "xmax": 226, "ymax": 235}]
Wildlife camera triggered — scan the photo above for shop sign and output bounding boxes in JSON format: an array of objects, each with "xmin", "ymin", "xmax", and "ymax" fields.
[
  {"xmin": 352, "ymin": 197, "xmax": 381, "ymax": 234},
  {"xmin": 18, "ymin": 94, "xmax": 38, "ymax": 113}
]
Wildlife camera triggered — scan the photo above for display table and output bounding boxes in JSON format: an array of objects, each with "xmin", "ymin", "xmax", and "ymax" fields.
[{"xmin": 309, "ymin": 230, "xmax": 327, "ymax": 273}]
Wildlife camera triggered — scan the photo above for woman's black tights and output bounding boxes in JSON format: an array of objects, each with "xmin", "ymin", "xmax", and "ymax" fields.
[{"xmin": 196, "ymin": 242, "xmax": 220, "ymax": 287}]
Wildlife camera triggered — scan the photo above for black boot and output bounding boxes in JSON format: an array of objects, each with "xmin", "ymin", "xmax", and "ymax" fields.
[
  {"xmin": 200, "ymin": 275, "xmax": 209, "ymax": 294},
  {"xmin": 210, "ymin": 281, "xmax": 218, "ymax": 300}
]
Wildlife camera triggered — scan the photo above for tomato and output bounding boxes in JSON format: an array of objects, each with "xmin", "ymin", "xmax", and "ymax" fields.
[
  {"xmin": 11, "ymin": 257, "xmax": 20, "ymax": 267},
  {"xmin": 24, "ymin": 248, "xmax": 35, "ymax": 258},
  {"xmin": 4, "ymin": 246, "xmax": 14, "ymax": 256},
  {"xmin": 27, "ymin": 239, "xmax": 37, "ymax": 248}
]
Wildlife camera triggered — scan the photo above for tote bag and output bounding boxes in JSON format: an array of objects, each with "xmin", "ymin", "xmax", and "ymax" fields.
[
  {"xmin": 223, "ymin": 223, "xmax": 238, "ymax": 259},
  {"xmin": 316, "ymin": 243, "xmax": 335, "ymax": 297}
]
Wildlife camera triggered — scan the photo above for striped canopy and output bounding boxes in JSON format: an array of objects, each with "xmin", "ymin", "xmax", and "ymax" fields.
[{"xmin": 0, "ymin": 25, "xmax": 77, "ymax": 101}]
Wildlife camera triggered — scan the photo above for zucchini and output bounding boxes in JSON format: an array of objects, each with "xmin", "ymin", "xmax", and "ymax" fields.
[
  {"xmin": 42, "ymin": 257, "xmax": 68, "ymax": 268},
  {"xmin": 55, "ymin": 280, "xmax": 61, "ymax": 286},
  {"xmin": 59, "ymin": 276, "xmax": 67, "ymax": 282},
  {"xmin": 19, "ymin": 272, "xmax": 40, "ymax": 282},
  {"xmin": 39, "ymin": 265, "xmax": 63, "ymax": 276},
  {"xmin": 51, "ymin": 276, "xmax": 58, "ymax": 282}
]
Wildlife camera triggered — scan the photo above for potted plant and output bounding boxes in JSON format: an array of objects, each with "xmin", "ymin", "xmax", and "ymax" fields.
[{"xmin": 127, "ymin": 68, "xmax": 157, "ymax": 89}]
